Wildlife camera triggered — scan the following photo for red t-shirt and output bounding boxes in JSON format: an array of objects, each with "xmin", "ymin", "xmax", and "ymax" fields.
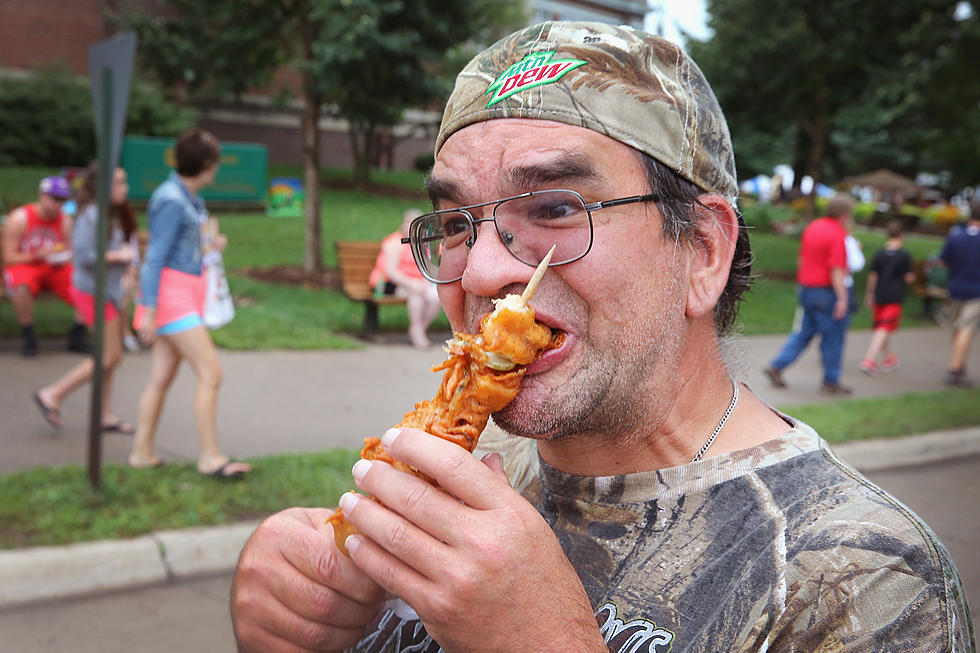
[{"xmin": 796, "ymin": 216, "xmax": 847, "ymax": 287}]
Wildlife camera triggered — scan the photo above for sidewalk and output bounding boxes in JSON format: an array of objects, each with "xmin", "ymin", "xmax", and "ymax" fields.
[{"xmin": 1, "ymin": 325, "xmax": 977, "ymax": 610}]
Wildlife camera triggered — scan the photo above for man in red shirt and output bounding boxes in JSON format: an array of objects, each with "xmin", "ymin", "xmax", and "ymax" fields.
[
  {"xmin": 764, "ymin": 194, "xmax": 854, "ymax": 394},
  {"xmin": 2, "ymin": 176, "xmax": 88, "ymax": 356}
]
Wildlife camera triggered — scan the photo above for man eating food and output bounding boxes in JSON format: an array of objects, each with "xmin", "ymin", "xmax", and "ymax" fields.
[{"xmin": 231, "ymin": 21, "xmax": 974, "ymax": 652}]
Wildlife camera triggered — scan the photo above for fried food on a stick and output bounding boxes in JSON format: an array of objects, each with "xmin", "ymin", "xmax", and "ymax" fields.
[{"xmin": 327, "ymin": 248, "xmax": 561, "ymax": 555}]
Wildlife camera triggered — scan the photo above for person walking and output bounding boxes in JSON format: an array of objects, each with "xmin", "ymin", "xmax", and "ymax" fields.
[
  {"xmin": 764, "ymin": 194, "xmax": 855, "ymax": 394},
  {"xmin": 129, "ymin": 128, "xmax": 250, "ymax": 478},
  {"xmin": 33, "ymin": 165, "xmax": 137, "ymax": 432},
  {"xmin": 859, "ymin": 220, "xmax": 914, "ymax": 374},
  {"xmin": 369, "ymin": 208, "xmax": 442, "ymax": 349},
  {"xmin": 230, "ymin": 22, "xmax": 971, "ymax": 652},
  {"xmin": 2, "ymin": 176, "xmax": 89, "ymax": 356},
  {"xmin": 939, "ymin": 199, "xmax": 980, "ymax": 387}
]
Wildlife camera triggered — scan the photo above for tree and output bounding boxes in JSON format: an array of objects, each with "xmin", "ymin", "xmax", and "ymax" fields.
[
  {"xmin": 689, "ymin": 0, "xmax": 979, "ymax": 199},
  {"xmin": 119, "ymin": 0, "xmax": 523, "ymax": 274}
]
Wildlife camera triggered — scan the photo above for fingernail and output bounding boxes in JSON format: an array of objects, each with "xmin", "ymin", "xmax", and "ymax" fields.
[
  {"xmin": 338, "ymin": 491, "xmax": 360, "ymax": 513},
  {"xmin": 345, "ymin": 534, "xmax": 361, "ymax": 555},
  {"xmin": 351, "ymin": 459, "xmax": 372, "ymax": 482},
  {"xmin": 381, "ymin": 428, "xmax": 401, "ymax": 448}
]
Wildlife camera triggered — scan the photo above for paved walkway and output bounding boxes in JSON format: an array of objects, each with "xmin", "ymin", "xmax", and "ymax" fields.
[
  {"xmin": 2, "ymin": 326, "xmax": 975, "ymax": 473},
  {"xmin": 0, "ymin": 325, "xmax": 978, "ymax": 614}
]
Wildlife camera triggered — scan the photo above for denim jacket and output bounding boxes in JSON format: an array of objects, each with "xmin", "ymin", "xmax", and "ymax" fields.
[{"xmin": 140, "ymin": 172, "xmax": 207, "ymax": 308}]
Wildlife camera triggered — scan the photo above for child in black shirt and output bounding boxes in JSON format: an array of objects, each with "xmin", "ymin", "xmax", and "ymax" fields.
[{"xmin": 860, "ymin": 220, "xmax": 915, "ymax": 374}]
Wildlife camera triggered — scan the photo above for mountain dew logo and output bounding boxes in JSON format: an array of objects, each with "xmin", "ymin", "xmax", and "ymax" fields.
[{"xmin": 485, "ymin": 50, "xmax": 587, "ymax": 107}]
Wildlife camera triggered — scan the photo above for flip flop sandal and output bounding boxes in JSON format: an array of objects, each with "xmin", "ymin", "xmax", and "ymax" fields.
[
  {"xmin": 33, "ymin": 392, "xmax": 62, "ymax": 430},
  {"xmin": 202, "ymin": 461, "xmax": 248, "ymax": 480},
  {"xmin": 103, "ymin": 420, "xmax": 136, "ymax": 435}
]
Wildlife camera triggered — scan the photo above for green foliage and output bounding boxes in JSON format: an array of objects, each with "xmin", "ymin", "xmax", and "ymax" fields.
[
  {"xmin": 0, "ymin": 66, "xmax": 196, "ymax": 167},
  {"xmin": 740, "ymin": 201, "xmax": 797, "ymax": 233},
  {"xmin": 691, "ymin": 1, "xmax": 980, "ymax": 191}
]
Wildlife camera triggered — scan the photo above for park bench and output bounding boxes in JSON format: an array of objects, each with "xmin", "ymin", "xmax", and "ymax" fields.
[{"xmin": 334, "ymin": 240, "xmax": 405, "ymax": 338}]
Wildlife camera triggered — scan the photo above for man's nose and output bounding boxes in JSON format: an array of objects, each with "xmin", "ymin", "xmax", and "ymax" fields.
[{"xmin": 460, "ymin": 220, "xmax": 535, "ymax": 296}]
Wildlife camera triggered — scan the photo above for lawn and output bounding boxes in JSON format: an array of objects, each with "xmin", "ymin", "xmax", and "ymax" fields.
[
  {"xmin": 0, "ymin": 164, "xmax": 949, "ymax": 345},
  {"xmin": 2, "ymin": 386, "xmax": 976, "ymax": 550}
]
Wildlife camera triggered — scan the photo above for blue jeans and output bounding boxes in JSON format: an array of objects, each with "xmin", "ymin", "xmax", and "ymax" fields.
[{"xmin": 770, "ymin": 286, "xmax": 850, "ymax": 385}]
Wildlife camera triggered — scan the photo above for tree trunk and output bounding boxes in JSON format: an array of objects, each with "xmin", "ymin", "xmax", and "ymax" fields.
[
  {"xmin": 301, "ymin": 88, "xmax": 323, "ymax": 274},
  {"xmin": 348, "ymin": 123, "xmax": 376, "ymax": 186}
]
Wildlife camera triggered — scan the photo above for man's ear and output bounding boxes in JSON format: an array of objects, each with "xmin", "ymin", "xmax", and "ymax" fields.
[{"xmin": 686, "ymin": 195, "xmax": 739, "ymax": 320}]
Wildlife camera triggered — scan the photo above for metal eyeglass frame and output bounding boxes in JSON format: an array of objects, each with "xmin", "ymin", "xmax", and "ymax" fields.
[{"xmin": 401, "ymin": 188, "xmax": 660, "ymax": 284}]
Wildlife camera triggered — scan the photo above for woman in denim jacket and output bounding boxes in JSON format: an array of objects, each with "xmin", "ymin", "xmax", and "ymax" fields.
[{"xmin": 129, "ymin": 128, "xmax": 250, "ymax": 479}]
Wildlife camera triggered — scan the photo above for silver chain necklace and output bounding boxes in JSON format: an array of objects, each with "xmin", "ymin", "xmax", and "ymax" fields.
[{"xmin": 690, "ymin": 379, "xmax": 739, "ymax": 463}]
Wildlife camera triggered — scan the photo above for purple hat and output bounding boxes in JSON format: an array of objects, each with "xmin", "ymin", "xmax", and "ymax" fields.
[{"xmin": 39, "ymin": 176, "xmax": 71, "ymax": 200}]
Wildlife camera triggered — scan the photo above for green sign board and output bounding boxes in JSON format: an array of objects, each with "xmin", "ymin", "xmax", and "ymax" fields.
[{"xmin": 121, "ymin": 136, "xmax": 267, "ymax": 204}]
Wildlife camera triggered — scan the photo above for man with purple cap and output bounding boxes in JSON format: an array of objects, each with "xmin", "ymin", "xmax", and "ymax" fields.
[
  {"xmin": 230, "ymin": 22, "xmax": 973, "ymax": 652},
  {"xmin": 2, "ymin": 176, "xmax": 88, "ymax": 356}
]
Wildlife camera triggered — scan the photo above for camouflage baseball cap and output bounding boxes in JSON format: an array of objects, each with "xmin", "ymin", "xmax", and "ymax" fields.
[{"xmin": 436, "ymin": 21, "xmax": 737, "ymax": 200}]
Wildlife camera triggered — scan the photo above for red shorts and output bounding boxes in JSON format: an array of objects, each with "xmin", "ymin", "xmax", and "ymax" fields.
[
  {"xmin": 3, "ymin": 263, "xmax": 73, "ymax": 303},
  {"xmin": 70, "ymin": 286, "xmax": 119, "ymax": 327},
  {"xmin": 872, "ymin": 303, "xmax": 903, "ymax": 332}
]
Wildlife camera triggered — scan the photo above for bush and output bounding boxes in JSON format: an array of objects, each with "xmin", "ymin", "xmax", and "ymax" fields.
[
  {"xmin": 0, "ymin": 66, "xmax": 196, "ymax": 167},
  {"xmin": 413, "ymin": 152, "xmax": 434, "ymax": 172},
  {"xmin": 741, "ymin": 201, "xmax": 797, "ymax": 233}
]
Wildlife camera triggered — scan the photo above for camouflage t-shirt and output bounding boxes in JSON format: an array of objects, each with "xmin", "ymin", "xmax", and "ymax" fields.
[{"xmin": 348, "ymin": 423, "xmax": 975, "ymax": 652}]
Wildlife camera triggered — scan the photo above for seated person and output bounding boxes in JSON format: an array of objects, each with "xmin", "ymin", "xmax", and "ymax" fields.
[
  {"xmin": 2, "ymin": 176, "xmax": 88, "ymax": 356},
  {"xmin": 369, "ymin": 209, "xmax": 441, "ymax": 348}
]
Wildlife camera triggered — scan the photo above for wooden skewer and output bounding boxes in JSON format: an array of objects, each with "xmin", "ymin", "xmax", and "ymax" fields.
[{"xmin": 520, "ymin": 245, "xmax": 557, "ymax": 306}]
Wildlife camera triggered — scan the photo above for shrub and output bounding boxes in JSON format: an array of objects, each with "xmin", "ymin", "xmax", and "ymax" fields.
[
  {"xmin": 0, "ymin": 66, "xmax": 196, "ymax": 167},
  {"xmin": 741, "ymin": 202, "xmax": 797, "ymax": 234}
]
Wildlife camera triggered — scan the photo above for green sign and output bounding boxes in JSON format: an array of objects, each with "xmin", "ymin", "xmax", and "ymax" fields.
[{"xmin": 121, "ymin": 136, "xmax": 267, "ymax": 204}]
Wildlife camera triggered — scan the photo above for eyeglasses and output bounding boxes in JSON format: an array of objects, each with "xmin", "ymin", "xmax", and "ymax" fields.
[{"xmin": 402, "ymin": 189, "xmax": 659, "ymax": 284}]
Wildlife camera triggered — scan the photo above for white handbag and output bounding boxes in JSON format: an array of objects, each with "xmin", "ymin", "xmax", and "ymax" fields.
[{"xmin": 203, "ymin": 251, "xmax": 235, "ymax": 329}]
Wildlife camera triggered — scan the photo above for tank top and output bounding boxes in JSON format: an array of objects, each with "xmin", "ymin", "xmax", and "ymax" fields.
[{"xmin": 19, "ymin": 204, "xmax": 67, "ymax": 255}]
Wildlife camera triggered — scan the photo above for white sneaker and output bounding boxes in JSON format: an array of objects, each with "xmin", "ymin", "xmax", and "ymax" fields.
[{"xmin": 123, "ymin": 334, "xmax": 141, "ymax": 352}]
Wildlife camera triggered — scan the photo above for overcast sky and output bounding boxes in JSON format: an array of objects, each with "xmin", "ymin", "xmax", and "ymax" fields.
[{"xmin": 646, "ymin": 0, "xmax": 711, "ymax": 48}]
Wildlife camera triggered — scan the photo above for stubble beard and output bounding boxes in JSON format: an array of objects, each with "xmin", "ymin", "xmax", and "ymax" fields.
[{"xmin": 494, "ymin": 314, "xmax": 683, "ymax": 445}]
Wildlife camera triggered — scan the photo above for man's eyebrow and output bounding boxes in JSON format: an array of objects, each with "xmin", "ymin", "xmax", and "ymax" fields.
[
  {"xmin": 424, "ymin": 177, "xmax": 463, "ymax": 206},
  {"xmin": 424, "ymin": 153, "xmax": 598, "ymax": 207},
  {"xmin": 504, "ymin": 154, "xmax": 598, "ymax": 192}
]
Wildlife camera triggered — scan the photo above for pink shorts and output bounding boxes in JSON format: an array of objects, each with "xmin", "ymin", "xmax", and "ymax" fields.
[
  {"xmin": 134, "ymin": 267, "xmax": 206, "ymax": 334},
  {"xmin": 70, "ymin": 286, "xmax": 119, "ymax": 327}
]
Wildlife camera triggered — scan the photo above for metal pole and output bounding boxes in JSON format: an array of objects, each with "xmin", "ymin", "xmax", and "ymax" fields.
[{"xmin": 87, "ymin": 67, "xmax": 113, "ymax": 489}]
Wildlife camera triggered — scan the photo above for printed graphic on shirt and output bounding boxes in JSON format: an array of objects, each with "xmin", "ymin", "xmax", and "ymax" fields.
[
  {"xmin": 597, "ymin": 602, "xmax": 675, "ymax": 652},
  {"xmin": 484, "ymin": 50, "xmax": 587, "ymax": 107}
]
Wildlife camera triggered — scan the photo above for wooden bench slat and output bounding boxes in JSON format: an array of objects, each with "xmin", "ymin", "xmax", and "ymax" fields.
[{"xmin": 335, "ymin": 240, "xmax": 408, "ymax": 336}]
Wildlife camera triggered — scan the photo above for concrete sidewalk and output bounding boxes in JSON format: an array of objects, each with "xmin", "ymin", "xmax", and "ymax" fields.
[
  {"xmin": 2, "ymin": 326, "xmax": 974, "ymax": 473},
  {"xmin": 1, "ymin": 325, "xmax": 978, "ymax": 610}
]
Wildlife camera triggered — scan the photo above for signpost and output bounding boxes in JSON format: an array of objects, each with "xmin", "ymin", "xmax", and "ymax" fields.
[{"xmin": 86, "ymin": 32, "xmax": 136, "ymax": 488}]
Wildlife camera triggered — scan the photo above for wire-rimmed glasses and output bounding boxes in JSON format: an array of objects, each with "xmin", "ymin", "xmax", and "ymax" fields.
[{"xmin": 401, "ymin": 189, "xmax": 659, "ymax": 283}]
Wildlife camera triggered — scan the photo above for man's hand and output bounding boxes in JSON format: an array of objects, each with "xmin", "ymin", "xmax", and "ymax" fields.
[
  {"xmin": 231, "ymin": 507, "xmax": 386, "ymax": 652},
  {"xmin": 340, "ymin": 428, "xmax": 608, "ymax": 653},
  {"xmin": 833, "ymin": 295, "xmax": 848, "ymax": 320}
]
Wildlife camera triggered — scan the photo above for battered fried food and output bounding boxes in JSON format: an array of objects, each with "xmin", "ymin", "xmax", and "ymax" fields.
[{"xmin": 327, "ymin": 249, "xmax": 561, "ymax": 555}]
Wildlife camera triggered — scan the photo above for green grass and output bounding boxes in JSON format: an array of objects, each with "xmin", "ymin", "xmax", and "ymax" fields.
[
  {"xmin": 777, "ymin": 387, "xmax": 980, "ymax": 444},
  {"xmin": 2, "ymin": 386, "xmax": 977, "ymax": 550},
  {"xmin": 0, "ymin": 164, "xmax": 950, "ymax": 345},
  {"xmin": 1, "ymin": 449, "xmax": 359, "ymax": 550}
]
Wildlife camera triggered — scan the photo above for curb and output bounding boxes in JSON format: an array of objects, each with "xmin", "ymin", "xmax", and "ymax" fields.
[
  {"xmin": 2, "ymin": 428, "xmax": 978, "ymax": 611},
  {"xmin": 831, "ymin": 426, "xmax": 980, "ymax": 472},
  {"xmin": 0, "ymin": 521, "xmax": 259, "ymax": 611}
]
